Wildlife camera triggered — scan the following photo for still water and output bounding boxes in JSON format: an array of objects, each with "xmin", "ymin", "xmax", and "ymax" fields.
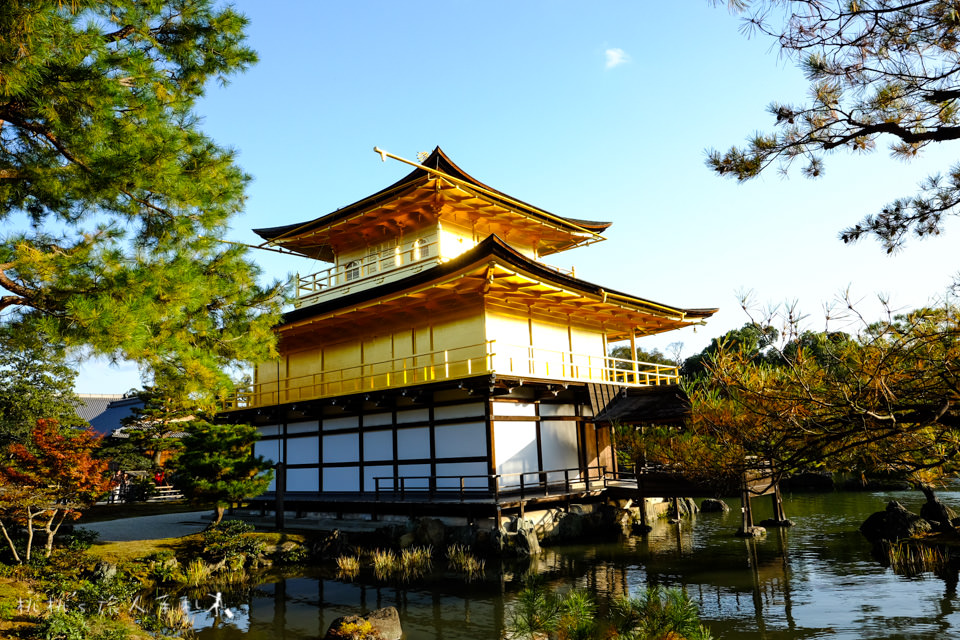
[{"xmin": 188, "ymin": 489, "xmax": 960, "ymax": 639}]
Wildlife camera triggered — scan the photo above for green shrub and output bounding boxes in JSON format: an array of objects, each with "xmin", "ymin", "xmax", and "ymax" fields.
[
  {"xmin": 0, "ymin": 599, "xmax": 16, "ymax": 621},
  {"xmin": 610, "ymin": 586, "xmax": 713, "ymax": 640},
  {"xmin": 201, "ymin": 520, "xmax": 263, "ymax": 564},
  {"xmin": 66, "ymin": 529, "xmax": 100, "ymax": 551},
  {"xmin": 146, "ymin": 553, "xmax": 182, "ymax": 584},
  {"xmin": 74, "ymin": 577, "xmax": 139, "ymax": 614},
  {"xmin": 40, "ymin": 609, "xmax": 90, "ymax": 640},
  {"xmin": 506, "ymin": 583, "xmax": 713, "ymax": 640}
]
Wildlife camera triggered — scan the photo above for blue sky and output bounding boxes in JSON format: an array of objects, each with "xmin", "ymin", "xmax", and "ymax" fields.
[{"xmin": 75, "ymin": 1, "xmax": 959, "ymax": 392}]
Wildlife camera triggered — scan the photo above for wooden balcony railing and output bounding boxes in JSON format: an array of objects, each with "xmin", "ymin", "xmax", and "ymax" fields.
[
  {"xmin": 221, "ymin": 341, "xmax": 679, "ymax": 410},
  {"xmin": 372, "ymin": 465, "xmax": 609, "ymax": 503},
  {"xmin": 296, "ymin": 238, "xmax": 442, "ymax": 299},
  {"xmin": 293, "ymin": 238, "xmax": 577, "ymax": 303}
]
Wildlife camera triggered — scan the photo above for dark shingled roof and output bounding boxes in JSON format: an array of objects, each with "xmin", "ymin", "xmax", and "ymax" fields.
[
  {"xmin": 593, "ymin": 386, "xmax": 692, "ymax": 424},
  {"xmin": 76, "ymin": 394, "xmax": 143, "ymax": 436}
]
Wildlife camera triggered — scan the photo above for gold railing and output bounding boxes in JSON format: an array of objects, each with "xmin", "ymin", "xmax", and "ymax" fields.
[
  {"xmin": 296, "ymin": 239, "xmax": 441, "ymax": 298},
  {"xmin": 294, "ymin": 238, "xmax": 576, "ymax": 300},
  {"xmin": 222, "ymin": 341, "xmax": 679, "ymax": 410},
  {"xmin": 491, "ymin": 344, "xmax": 678, "ymax": 386}
]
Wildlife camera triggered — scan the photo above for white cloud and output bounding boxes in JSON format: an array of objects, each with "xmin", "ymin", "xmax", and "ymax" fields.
[{"xmin": 605, "ymin": 48, "xmax": 630, "ymax": 69}]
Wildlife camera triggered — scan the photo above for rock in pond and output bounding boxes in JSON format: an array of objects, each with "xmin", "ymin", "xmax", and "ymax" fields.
[
  {"xmin": 515, "ymin": 523, "xmax": 541, "ymax": 556},
  {"xmin": 759, "ymin": 518, "xmax": 795, "ymax": 528},
  {"xmin": 860, "ymin": 500, "xmax": 932, "ymax": 543},
  {"xmin": 324, "ymin": 606, "xmax": 402, "ymax": 640},
  {"xmin": 700, "ymin": 499, "xmax": 730, "ymax": 513},
  {"xmin": 920, "ymin": 485, "xmax": 959, "ymax": 533}
]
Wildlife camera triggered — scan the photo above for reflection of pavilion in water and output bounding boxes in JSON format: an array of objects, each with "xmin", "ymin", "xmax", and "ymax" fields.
[
  {"xmin": 529, "ymin": 516, "xmax": 796, "ymax": 635},
  {"xmin": 190, "ymin": 519, "xmax": 795, "ymax": 639},
  {"xmin": 190, "ymin": 574, "xmax": 505, "ymax": 639},
  {"xmin": 188, "ymin": 518, "xmax": 798, "ymax": 640},
  {"xmin": 189, "ymin": 492, "xmax": 960, "ymax": 640}
]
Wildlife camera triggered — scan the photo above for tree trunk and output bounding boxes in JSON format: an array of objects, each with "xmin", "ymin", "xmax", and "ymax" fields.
[
  {"xmin": 0, "ymin": 520, "xmax": 21, "ymax": 564},
  {"xmin": 212, "ymin": 504, "xmax": 225, "ymax": 526},
  {"xmin": 44, "ymin": 510, "xmax": 65, "ymax": 558},
  {"xmin": 24, "ymin": 509, "xmax": 36, "ymax": 562}
]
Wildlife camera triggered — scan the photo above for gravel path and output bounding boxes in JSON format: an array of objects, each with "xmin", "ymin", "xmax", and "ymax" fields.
[{"xmin": 77, "ymin": 510, "xmax": 212, "ymax": 542}]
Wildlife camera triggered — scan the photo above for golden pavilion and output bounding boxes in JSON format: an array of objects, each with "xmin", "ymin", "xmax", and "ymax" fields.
[{"xmin": 220, "ymin": 147, "xmax": 716, "ymax": 524}]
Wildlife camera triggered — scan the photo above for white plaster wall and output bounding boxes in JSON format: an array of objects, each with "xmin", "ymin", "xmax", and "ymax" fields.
[
  {"xmin": 322, "ymin": 433, "xmax": 358, "ymax": 463},
  {"xmin": 436, "ymin": 462, "xmax": 488, "ymax": 488},
  {"xmin": 492, "ymin": 401, "xmax": 537, "ymax": 417},
  {"xmin": 323, "ymin": 415, "xmax": 359, "ymax": 431},
  {"xmin": 397, "ymin": 463, "xmax": 431, "ymax": 489},
  {"xmin": 253, "ymin": 435, "xmax": 281, "ymax": 492},
  {"xmin": 254, "ymin": 438, "xmax": 281, "ymax": 464},
  {"xmin": 286, "ymin": 467, "xmax": 319, "ymax": 492},
  {"xmin": 286, "ymin": 436, "xmax": 319, "ymax": 465},
  {"xmin": 363, "ymin": 464, "xmax": 394, "ymax": 492},
  {"xmin": 323, "ymin": 467, "xmax": 359, "ymax": 492},
  {"xmin": 257, "ymin": 424, "xmax": 281, "ymax": 439},
  {"xmin": 397, "ymin": 408, "xmax": 429, "ymax": 424},
  {"xmin": 397, "ymin": 427, "xmax": 430, "ymax": 459},
  {"xmin": 362, "ymin": 430, "xmax": 393, "ymax": 461},
  {"xmin": 434, "ymin": 402, "xmax": 485, "ymax": 420},
  {"xmin": 540, "ymin": 404, "xmax": 577, "ymax": 417},
  {"xmin": 540, "ymin": 420, "xmax": 580, "ymax": 483},
  {"xmin": 364, "ymin": 412, "xmax": 393, "ymax": 426},
  {"xmin": 286, "ymin": 420, "xmax": 319, "ymax": 434},
  {"xmin": 434, "ymin": 422, "xmax": 486, "ymax": 458},
  {"xmin": 493, "ymin": 420, "xmax": 538, "ymax": 487}
]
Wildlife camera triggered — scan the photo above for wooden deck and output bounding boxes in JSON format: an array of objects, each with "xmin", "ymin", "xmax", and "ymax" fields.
[{"xmin": 246, "ymin": 463, "xmax": 779, "ymax": 524}]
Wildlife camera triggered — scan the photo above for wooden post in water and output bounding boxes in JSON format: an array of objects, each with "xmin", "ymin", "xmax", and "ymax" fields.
[
  {"xmin": 740, "ymin": 485, "xmax": 754, "ymax": 531},
  {"xmin": 771, "ymin": 482, "xmax": 787, "ymax": 522}
]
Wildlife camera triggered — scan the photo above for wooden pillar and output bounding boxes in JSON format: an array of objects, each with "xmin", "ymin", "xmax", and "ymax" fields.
[
  {"xmin": 630, "ymin": 332, "xmax": 638, "ymax": 384},
  {"xmin": 274, "ymin": 461, "xmax": 286, "ymax": 530},
  {"xmin": 740, "ymin": 487, "xmax": 754, "ymax": 531},
  {"xmin": 772, "ymin": 483, "xmax": 786, "ymax": 522}
]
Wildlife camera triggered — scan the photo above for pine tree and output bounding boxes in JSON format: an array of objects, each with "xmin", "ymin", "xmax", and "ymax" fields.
[
  {"xmin": 709, "ymin": 1, "xmax": 960, "ymax": 253},
  {"xmin": 118, "ymin": 385, "xmax": 193, "ymax": 467},
  {"xmin": 174, "ymin": 420, "xmax": 273, "ymax": 525},
  {"xmin": 0, "ymin": 0, "xmax": 281, "ymax": 397}
]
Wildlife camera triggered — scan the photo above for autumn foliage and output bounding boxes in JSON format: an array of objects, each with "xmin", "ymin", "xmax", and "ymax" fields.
[
  {"xmin": 687, "ymin": 306, "xmax": 960, "ymax": 486},
  {"xmin": 0, "ymin": 420, "xmax": 111, "ymax": 562},
  {"xmin": 616, "ymin": 304, "xmax": 960, "ymax": 491}
]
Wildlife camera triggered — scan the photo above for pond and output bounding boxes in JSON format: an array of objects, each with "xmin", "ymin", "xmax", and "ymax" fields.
[{"xmin": 185, "ymin": 488, "xmax": 960, "ymax": 639}]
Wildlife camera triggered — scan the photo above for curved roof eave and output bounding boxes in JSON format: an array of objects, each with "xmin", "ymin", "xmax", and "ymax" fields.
[
  {"xmin": 254, "ymin": 147, "xmax": 613, "ymax": 245},
  {"xmin": 281, "ymin": 234, "xmax": 717, "ymax": 326}
]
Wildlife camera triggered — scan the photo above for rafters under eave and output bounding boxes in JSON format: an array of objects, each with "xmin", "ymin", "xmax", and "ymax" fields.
[{"xmin": 277, "ymin": 254, "xmax": 704, "ymax": 351}]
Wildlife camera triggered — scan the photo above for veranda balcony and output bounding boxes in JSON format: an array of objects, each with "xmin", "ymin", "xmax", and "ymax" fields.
[
  {"xmin": 292, "ymin": 238, "xmax": 575, "ymax": 308},
  {"xmin": 222, "ymin": 340, "xmax": 679, "ymax": 410}
]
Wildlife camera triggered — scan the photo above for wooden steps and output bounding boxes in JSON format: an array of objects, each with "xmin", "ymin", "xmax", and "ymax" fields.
[{"xmin": 147, "ymin": 485, "xmax": 183, "ymax": 502}]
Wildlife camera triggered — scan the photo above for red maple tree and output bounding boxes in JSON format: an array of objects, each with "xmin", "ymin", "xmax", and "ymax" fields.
[{"xmin": 0, "ymin": 420, "xmax": 111, "ymax": 561}]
